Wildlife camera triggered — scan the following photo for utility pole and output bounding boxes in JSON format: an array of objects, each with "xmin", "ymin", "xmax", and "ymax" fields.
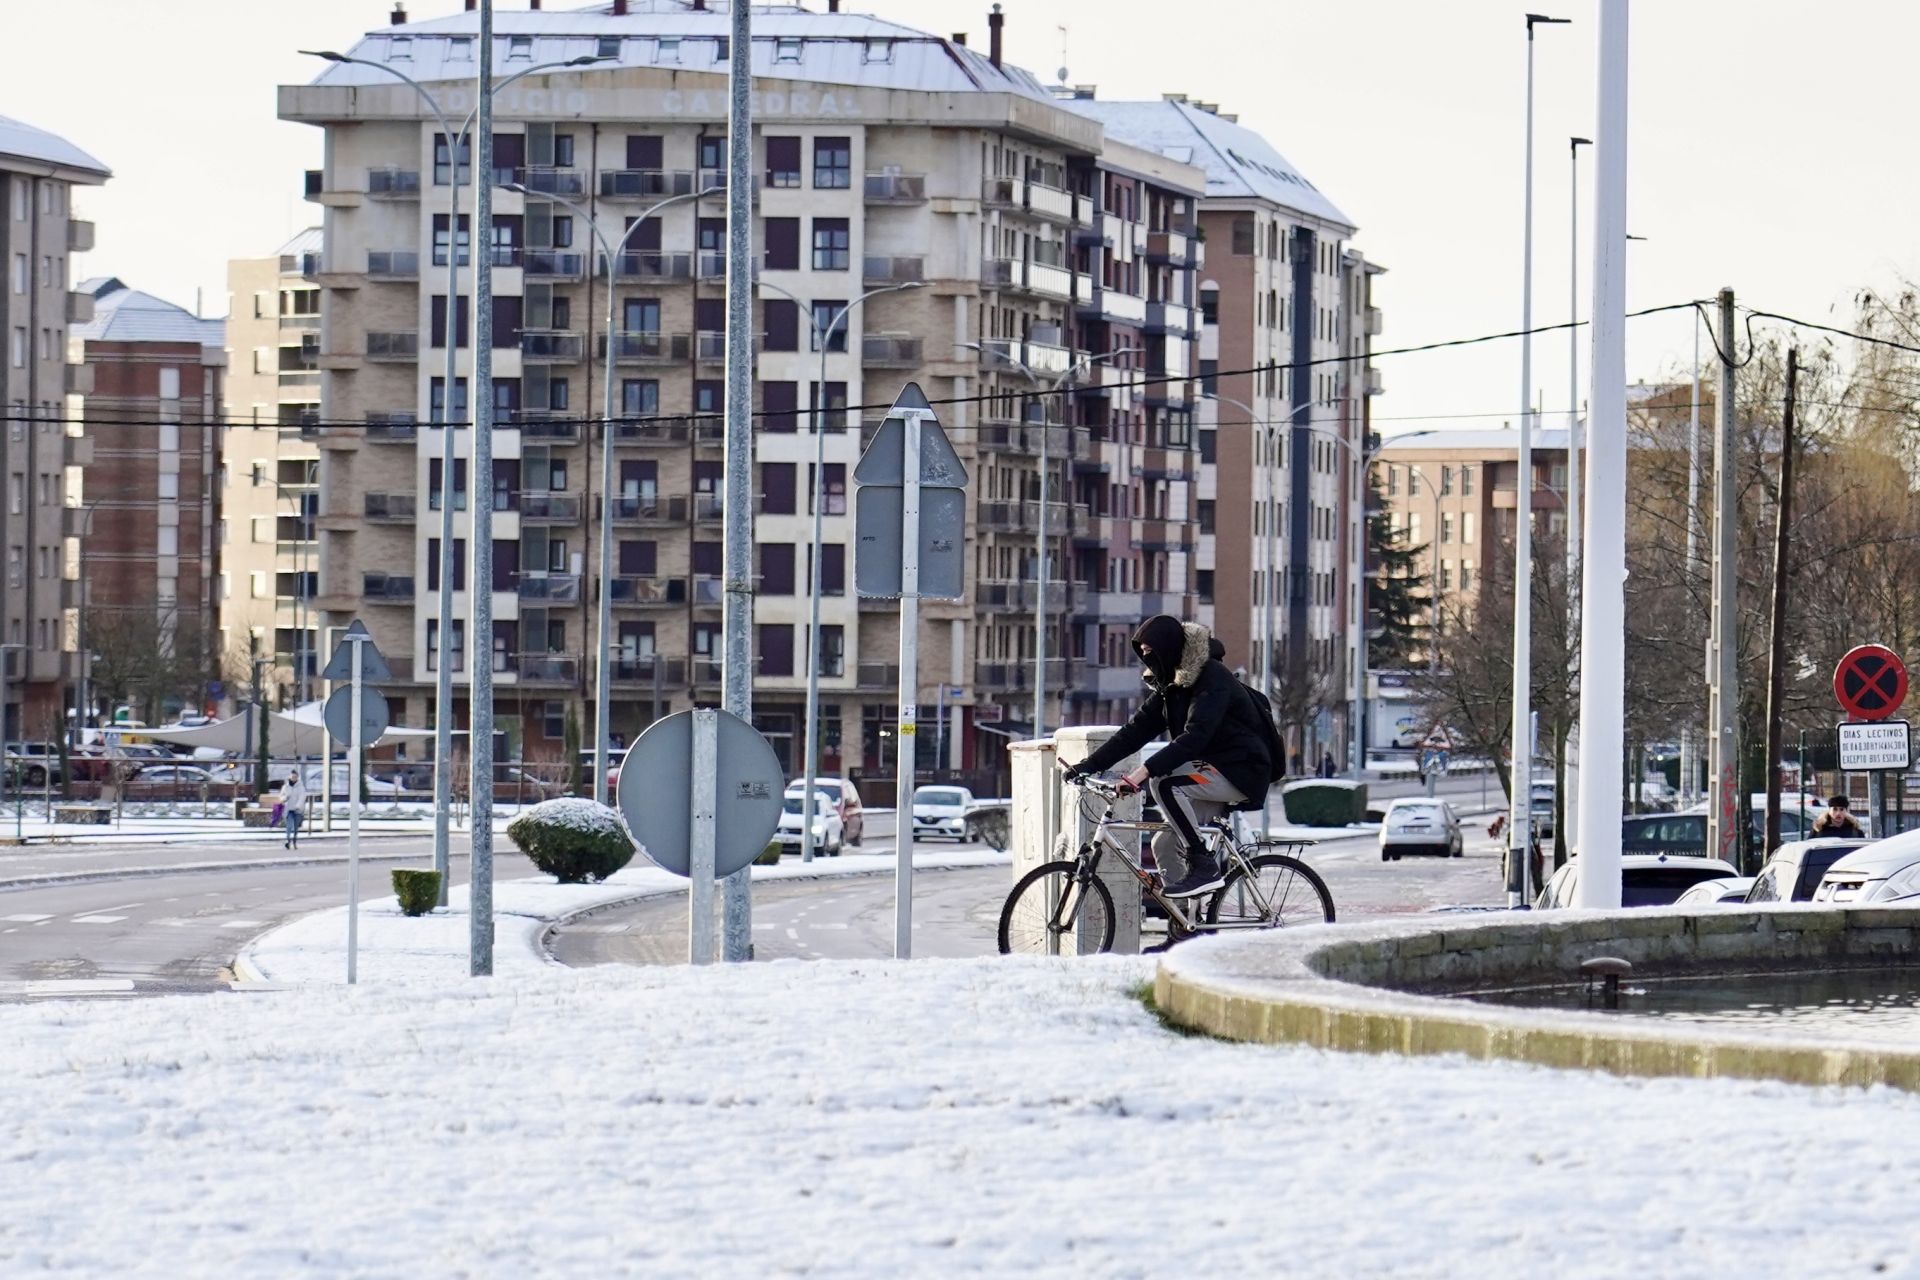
[
  {"xmin": 1763, "ymin": 348, "xmax": 1797, "ymax": 856},
  {"xmin": 718, "ymin": 0, "xmax": 755, "ymax": 961},
  {"xmin": 1706, "ymin": 287, "xmax": 1740, "ymax": 868},
  {"xmin": 468, "ymin": 0, "xmax": 497, "ymax": 977},
  {"xmin": 1680, "ymin": 311, "xmax": 1702, "ymax": 805},
  {"xmin": 1572, "ymin": 0, "xmax": 1629, "ymax": 909}
]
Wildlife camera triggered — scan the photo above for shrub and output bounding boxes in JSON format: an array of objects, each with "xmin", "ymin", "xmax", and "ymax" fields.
[
  {"xmin": 755, "ymin": 841, "xmax": 783, "ymax": 866},
  {"xmin": 1281, "ymin": 780, "xmax": 1369, "ymax": 828},
  {"xmin": 505, "ymin": 797, "xmax": 636, "ymax": 884},
  {"xmin": 391, "ymin": 868, "xmax": 442, "ymax": 916}
]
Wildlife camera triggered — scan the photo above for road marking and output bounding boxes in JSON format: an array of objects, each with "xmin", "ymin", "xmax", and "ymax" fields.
[
  {"xmin": 93, "ymin": 900, "xmax": 144, "ymax": 913},
  {"xmin": 2, "ymin": 913, "xmax": 53, "ymax": 923},
  {"xmin": 221, "ymin": 920, "xmax": 269, "ymax": 930},
  {"xmin": 0, "ymin": 979, "xmax": 136, "ymax": 997},
  {"xmin": 71, "ymin": 914, "xmax": 129, "ymax": 924},
  {"xmin": 785, "ymin": 927, "xmax": 799, "ymax": 940},
  {"xmin": 149, "ymin": 918, "xmax": 194, "ymax": 928}
]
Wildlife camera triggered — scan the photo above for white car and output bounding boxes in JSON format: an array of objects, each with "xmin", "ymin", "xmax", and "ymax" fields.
[
  {"xmin": 131, "ymin": 763, "xmax": 217, "ymax": 785},
  {"xmin": 1379, "ymin": 798, "xmax": 1463, "ymax": 860},
  {"xmin": 1744, "ymin": 838, "xmax": 1871, "ymax": 904},
  {"xmin": 1814, "ymin": 831, "xmax": 1920, "ymax": 904},
  {"xmin": 776, "ymin": 793, "xmax": 843, "ymax": 855},
  {"xmin": 784, "ymin": 778, "xmax": 865, "ymax": 846},
  {"xmin": 1673, "ymin": 876, "xmax": 1757, "ymax": 906},
  {"xmin": 911, "ymin": 785, "xmax": 975, "ymax": 841},
  {"xmin": 1535, "ymin": 854, "xmax": 1741, "ymax": 908},
  {"xmin": 292, "ymin": 766, "xmax": 406, "ymax": 798}
]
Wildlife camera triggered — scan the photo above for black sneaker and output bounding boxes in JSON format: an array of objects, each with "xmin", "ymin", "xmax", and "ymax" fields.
[{"xmin": 1162, "ymin": 861, "xmax": 1225, "ymax": 898}]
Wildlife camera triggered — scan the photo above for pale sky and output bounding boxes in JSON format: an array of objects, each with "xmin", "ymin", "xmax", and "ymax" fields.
[{"xmin": 4, "ymin": 0, "xmax": 1913, "ymax": 429}]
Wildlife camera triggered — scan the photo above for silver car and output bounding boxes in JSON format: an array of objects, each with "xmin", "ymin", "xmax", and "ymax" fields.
[{"xmin": 1379, "ymin": 798, "xmax": 1464, "ymax": 860}]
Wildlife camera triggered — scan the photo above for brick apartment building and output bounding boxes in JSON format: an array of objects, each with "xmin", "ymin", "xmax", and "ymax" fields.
[{"xmin": 0, "ymin": 115, "xmax": 106, "ymax": 741}]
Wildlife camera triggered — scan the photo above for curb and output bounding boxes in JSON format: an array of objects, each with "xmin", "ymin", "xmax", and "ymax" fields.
[{"xmin": 0, "ymin": 848, "xmax": 438, "ymax": 895}]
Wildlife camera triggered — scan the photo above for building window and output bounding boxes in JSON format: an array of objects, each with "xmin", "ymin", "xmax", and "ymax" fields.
[
  {"xmin": 813, "ymin": 137, "xmax": 851, "ymax": 189},
  {"xmin": 427, "ymin": 619, "xmax": 465, "ymax": 673},
  {"xmin": 775, "ymin": 37, "xmax": 802, "ymax": 62},
  {"xmin": 1462, "ymin": 512, "xmax": 1476, "ymax": 544},
  {"xmin": 864, "ymin": 38, "xmax": 892, "ymax": 62},
  {"xmin": 9, "ymin": 254, "xmax": 22, "ymax": 295},
  {"xmin": 10, "ymin": 328, "xmax": 23, "ymax": 368},
  {"xmin": 1460, "ymin": 562, "xmax": 1474, "ymax": 592},
  {"xmin": 762, "ymin": 298, "xmax": 799, "ymax": 352},
  {"xmin": 1459, "ymin": 465, "xmax": 1474, "ymax": 496},
  {"xmin": 759, "ymin": 543, "xmax": 796, "ymax": 595},
  {"xmin": 621, "ymin": 379, "xmax": 658, "ymax": 415},
  {"xmin": 811, "ymin": 301, "xmax": 848, "ymax": 352},
  {"xmin": 766, "ymin": 136, "xmax": 802, "ymax": 188},
  {"xmin": 811, "ymin": 218, "xmax": 849, "ymax": 270},
  {"xmin": 1199, "ymin": 359, "xmax": 1218, "ymax": 398},
  {"xmin": 508, "ymin": 35, "xmax": 533, "ymax": 60},
  {"xmin": 764, "ymin": 217, "xmax": 800, "ymax": 271},
  {"xmin": 1440, "ymin": 465, "xmax": 1453, "ymax": 495},
  {"xmin": 761, "ymin": 462, "xmax": 797, "ymax": 515},
  {"xmin": 1440, "ymin": 512, "xmax": 1453, "ymax": 544},
  {"xmin": 448, "ymin": 35, "xmax": 472, "ymax": 60},
  {"xmin": 431, "ymin": 376, "xmax": 470, "ymax": 424},
  {"xmin": 658, "ymin": 36, "xmax": 681, "ymax": 63},
  {"xmin": 596, "ymin": 36, "xmax": 621, "ymax": 59},
  {"xmin": 433, "ymin": 133, "xmax": 472, "ymax": 187},
  {"xmin": 1438, "ymin": 560, "xmax": 1453, "ymax": 592},
  {"xmin": 820, "ymin": 543, "xmax": 845, "ymax": 596},
  {"xmin": 158, "ymin": 367, "xmax": 181, "ymax": 400},
  {"xmin": 157, "ymin": 527, "xmax": 179, "ymax": 557},
  {"xmin": 389, "ymin": 36, "xmax": 412, "ymax": 59},
  {"xmin": 158, "ymin": 472, "xmax": 179, "ymax": 500},
  {"xmin": 1231, "ymin": 218, "xmax": 1256, "ymax": 255}
]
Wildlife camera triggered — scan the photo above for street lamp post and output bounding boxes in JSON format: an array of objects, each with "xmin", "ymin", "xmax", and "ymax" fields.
[
  {"xmin": 298, "ymin": 45, "xmax": 607, "ymax": 906},
  {"xmin": 504, "ymin": 181, "xmax": 715, "ymax": 807},
  {"xmin": 761, "ymin": 278, "xmax": 925, "ymax": 864},
  {"xmin": 962, "ymin": 341, "xmax": 1142, "ymax": 739}
]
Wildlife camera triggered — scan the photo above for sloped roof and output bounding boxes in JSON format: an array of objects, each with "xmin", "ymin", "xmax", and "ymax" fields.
[
  {"xmin": 1067, "ymin": 98, "xmax": 1352, "ymax": 230},
  {"xmin": 1376, "ymin": 426, "xmax": 1584, "ymax": 454},
  {"xmin": 0, "ymin": 114, "xmax": 110, "ymax": 182},
  {"xmin": 308, "ymin": 2, "xmax": 1055, "ymax": 102},
  {"xmin": 279, "ymin": 227, "xmax": 324, "ymax": 257},
  {"xmin": 72, "ymin": 280, "xmax": 223, "ymax": 347}
]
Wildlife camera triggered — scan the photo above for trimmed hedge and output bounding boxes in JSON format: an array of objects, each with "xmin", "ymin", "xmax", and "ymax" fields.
[
  {"xmin": 755, "ymin": 841, "xmax": 784, "ymax": 866},
  {"xmin": 1281, "ymin": 781, "xmax": 1369, "ymax": 828},
  {"xmin": 391, "ymin": 868, "xmax": 442, "ymax": 916},
  {"xmin": 505, "ymin": 797, "xmax": 637, "ymax": 884}
]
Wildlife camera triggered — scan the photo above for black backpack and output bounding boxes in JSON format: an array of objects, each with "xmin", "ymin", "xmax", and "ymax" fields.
[{"xmin": 1239, "ymin": 680, "xmax": 1289, "ymax": 784}]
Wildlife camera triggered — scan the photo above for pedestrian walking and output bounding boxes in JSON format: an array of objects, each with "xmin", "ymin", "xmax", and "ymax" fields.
[
  {"xmin": 1318, "ymin": 750, "xmax": 1337, "ymax": 779},
  {"xmin": 283, "ymin": 775, "xmax": 309, "ymax": 848}
]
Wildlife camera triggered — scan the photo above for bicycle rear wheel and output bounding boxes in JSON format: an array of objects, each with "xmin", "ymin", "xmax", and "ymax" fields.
[
  {"xmin": 1205, "ymin": 848, "xmax": 1335, "ymax": 929},
  {"xmin": 998, "ymin": 860, "xmax": 1117, "ymax": 955}
]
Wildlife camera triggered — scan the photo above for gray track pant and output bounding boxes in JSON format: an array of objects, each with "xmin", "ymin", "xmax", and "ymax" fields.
[{"xmin": 1147, "ymin": 761, "xmax": 1246, "ymax": 883}]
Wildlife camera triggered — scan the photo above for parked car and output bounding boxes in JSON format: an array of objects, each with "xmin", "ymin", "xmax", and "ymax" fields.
[
  {"xmin": 288, "ymin": 766, "xmax": 406, "ymax": 799},
  {"xmin": 1535, "ymin": 853, "xmax": 1741, "ymax": 909},
  {"xmin": 3, "ymin": 742, "xmax": 63, "ymax": 787},
  {"xmin": 1621, "ymin": 796, "xmax": 1824, "ymax": 857},
  {"xmin": 911, "ymin": 785, "xmax": 976, "ymax": 841},
  {"xmin": 776, "ymin": 793, "xmax": 843, "ymax": 855},
  {"xmin": 1379, "ymin": 798, "xmax": 1464, "ymax": 860},
  {"xmin": 1673, "ymin": 876, "xmax": 1757, "ymax": 906},
  {"xmin": 1814, "ymin": 831, "xmax": 1920, "ymax": 905},
  {"xmin": 785, "ymin": 778, "xmax": 864, "ymax": 846},
  {"xmin": 1744, "ymin": 838, "xmax": 1871, "ymax": 904},
  {"xmin": 132, "ymin": 763, "xmax": 217, "ymax": 784}
]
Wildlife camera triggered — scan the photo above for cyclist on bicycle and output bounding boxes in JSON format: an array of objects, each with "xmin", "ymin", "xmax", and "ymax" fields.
[{"xmin": 1060, "ymin": 615, "xmax": 1275, "ymax": 898}]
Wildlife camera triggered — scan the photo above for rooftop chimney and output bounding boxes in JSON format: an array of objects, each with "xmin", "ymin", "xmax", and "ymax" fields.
[
  {"xmin": 952, "ymin": 32, "xmax": 967, "ymax": 46},
  {"xmin": 987, "ymin": 4, "xmax": 1003, "ymax": 68},
  {"xmin": 828, "ymin": 0, "xmax": 841, "ymax": 10},
  {"xmin": 465, "ymin": 0, "xmax": 475, "ymax": 8},
  {"xmin": 530, "ymin": 0, "xmax": 540, "ymax": 8},
  {"xmin": 612, "ymin": 0, "xmax": 626, "ymax": 11},
  {"xmin": 390, "ymin": 2, "xmax": 407, "ymax": 25}
]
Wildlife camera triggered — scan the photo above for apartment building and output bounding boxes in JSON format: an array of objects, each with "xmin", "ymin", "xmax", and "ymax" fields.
[
  {"xmin": 1074, "ymin": 94, "xmax": 1382, "ymax": 764},
  {"xmin": 281, "ymin": 0, "xmax": 1213, "ymax": 779},
  {"xmin": 0, "ymin": 115, "xmax": 107, "ymax": 741},
  {"xmin": 222, "ymin": 230, "xmax": 325, "ymax": 705},
  {"xmin": 71, "ymin": 278, "xmax": 225, "ymax": 687}
]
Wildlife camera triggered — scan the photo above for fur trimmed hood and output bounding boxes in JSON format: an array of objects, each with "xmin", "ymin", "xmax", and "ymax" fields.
[{"xmin": 1138, "ymin": 620, "xmax": 1219, "ymax": 690}]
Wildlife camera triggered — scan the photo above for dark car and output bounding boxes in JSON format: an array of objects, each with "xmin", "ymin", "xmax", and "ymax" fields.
[{"xmin": 1621, "ymin": 807, "xmax": 1814, "ymax": 858}]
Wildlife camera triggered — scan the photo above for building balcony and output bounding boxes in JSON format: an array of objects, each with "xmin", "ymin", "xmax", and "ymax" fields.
[
  {"xmin": 513, "ymin": 573, "xmax": 581, "ymax": 603},
  {"xmin": 976, "ymin": 419, "xmax": 1071, "ymax": 456},
  {"xmin": 367, "ymin": 250, "xmax": 419, "ymax": 279},
  {"xmin": 697, "ymin": 169, "xmax": 760, "ymax": 201},
  {"xmin": 518, "ymin": 492, "xmax": 581, "ymax": 525},
  {"xmin": 862, "ymin": 333, "xmax": 921, "ymax": 367},
  {"xmin": 605, "ymin": 330, "xmax": 692, "ymax": 364},
  {"xmin": 977, "ymin": 579, "xmax": 1078, "ymax": 611},
  {"xmin": 614, "ymin": 419, "xmax": 692, "ymax": 448},
  {"xmin": 976, "ymin": 500, "xmax": 1069, "ymax": 536},
  {"xmin": 1365, "ymin": 307, "xmax": 1383, "ymax": 337},
  {"xmin": 1024, "ymin": 180, "xmax": 1075, "ymax": 224},
  {"xmin": 362, "ymin": 572, "xmax": 416, "ymax": 602},
  {"xmin": 67, "ymin": 219, "xmax": 95, "ymax": 253},
  {"xmin": 864, "ymin": 171, "xmax": 926, "ymax": 204},
  {"xmin": 693, "ymin": 493, "xmax": 724, "ymax": 522},
  {"xmin": 364, "ymin": 413, "xmax": 418, "ymax": 443},
  {"xmin": 521, "ymin": 330, "xmax": 584, "ymax": 363},
  {"xmin": 610, "ymin": 250, "xmax": 693, "ymax": 282},
  {"xmin": 509, "ymin": 652, "xmax": 580, "ymax": 684},
  {"xmin": 981, "ymin": 176, "xmax": 1018, "ymax": 207},
  {"xmin": 608, "ymin": 576, "xmax": 686, "ymax": 606},
  {"xmin": 981, "ymin": 258, "xmax": 1071, "ymax": 301},
  {"xmin": 611, "ymin": 494, "xmax": 689, "ymax": 523},
  {"xmin": 1366, "ymin": 366, "xmax": 1385, "ymax": 396},
  {"xmin": 367, "ymin": 167, "xmax": 421, "ymax": 199},
  {"xmin": 600, "ymin": 168, "xmax": 696, "ymax": 200},
  {"xmin": 862, "ymin": 254, "xmax": 924, "ymax": 286},
  {"xmin": 857, "ymin": 661, "xmax": 901, "ymax": 690},
  {"xmin": 1130, "ymin": 522, "xmax": 1195, "ymax": 554},
  {"xmin": 363, "ymin": 492, "xmax": 417, "ymax": 523},
  {"xmin": 1145, "ymin": 300, "xmax": 1193, "ymax": 334},
  {"xmin": 1143, "ymin": 230, "xmax": 1196, "ymax": 266},
  {"xmin": 973, "ymin": 659, "xmax": 1068, "ymax": 694},
  {"xmin": 610, "ymin": 655, "xmax": 686, "ymax": 684},
  {"xmin": 1082, "ymin": 286, "xmax": 1147, "ymax": 325},
  {"xmin": 512, "ymin": 411, "xmax": 579, "ymax": 442},
  {"xmin": 366, "ymin": 330, "xmax": 419, "ymax": 362},
  {"xmin": 518, "ymin": 249, "xmax": 585, "ymax": 280},
  {"xmin": 688, "ymin": 576, "xmax": 724, "ymax": 607},
  {"xmin": 981, "ymin": 337, "xmax": 1073, "ymax": 378},
  {"xmin": 65, "ymin": 291, "xmax": 93, "ymax": 324},
  {"xmin": 518, "ymin": 167, "xmax": 587, "ymax": 197}
]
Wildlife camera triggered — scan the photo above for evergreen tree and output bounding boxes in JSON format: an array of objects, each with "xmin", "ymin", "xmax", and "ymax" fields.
[{"xmin": 1367, "ymin": 467, "xmax": 1429, "ymax": 668}]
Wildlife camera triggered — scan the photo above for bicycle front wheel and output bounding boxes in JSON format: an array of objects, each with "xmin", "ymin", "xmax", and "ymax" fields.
[
  {"xmin": 998, "ymin": 860, "xmax": 1117, "ymax": 955},
  {"xmin": 1205, "ymin": 850, "xmax": 1335, "ymax": 929}
]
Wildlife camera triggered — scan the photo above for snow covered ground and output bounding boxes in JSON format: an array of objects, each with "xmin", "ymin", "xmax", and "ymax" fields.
[{"xmin": 6, "ymin": 949, "xmax": 1920, "ymax": 1276}]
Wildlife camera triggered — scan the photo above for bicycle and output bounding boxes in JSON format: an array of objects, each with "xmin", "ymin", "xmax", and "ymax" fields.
[{"xmin": 997, "ymin": 774, "xmax": 1335, "ymax": 955}]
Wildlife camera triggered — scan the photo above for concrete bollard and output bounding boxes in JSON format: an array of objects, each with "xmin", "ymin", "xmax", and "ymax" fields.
[{"xmin": 1048, "ymin": 726, "xmax": 1144, "ymax": 955}]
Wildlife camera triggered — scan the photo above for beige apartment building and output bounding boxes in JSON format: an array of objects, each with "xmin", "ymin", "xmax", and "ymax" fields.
[
  {"xmin": 0, "ymin": 116, "xmax": 106, "ymax": 742},
  {"xmin": 222, "ymin": 231, "xmax": 325, "ymax": 705},
  {"xmin": 1076, "ymin": 94, "xmax": 1383, "ymax": 765},
  {"xmin": 279, "ymin": 1, "xmax": 1210, "ymax": 781}
]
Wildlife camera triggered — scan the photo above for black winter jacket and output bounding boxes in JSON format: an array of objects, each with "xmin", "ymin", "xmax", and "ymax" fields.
[{"xmin": 1077, "ymin": 622, "xmax": 1273, "ymax": 804}]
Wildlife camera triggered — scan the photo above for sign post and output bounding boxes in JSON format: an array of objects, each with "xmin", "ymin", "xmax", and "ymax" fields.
[
  {"xmin": 853, "ymin": 383, "xmax": 968, "ymax": 958},
  {"xmin": 321, "ymin": 620, "xmax": 392, "ymax": 984},
  {"xmin": 1834, "ymin": 644, "xmax": 1910, "ymax": 837}
]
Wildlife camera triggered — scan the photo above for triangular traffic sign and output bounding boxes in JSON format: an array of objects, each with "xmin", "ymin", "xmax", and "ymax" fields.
[
  {"xmin": 853, "ymin": 383, "xmax": 967, "ymax": 488},
  {"xmin": 321, "ymin": 619, "xmax": 394, "ymax": 683}
]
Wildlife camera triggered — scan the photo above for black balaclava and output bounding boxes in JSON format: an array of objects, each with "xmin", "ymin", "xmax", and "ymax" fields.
[{"xmin": 1132, "ymin": 615, "xmax": 1186, "ymax": 686}]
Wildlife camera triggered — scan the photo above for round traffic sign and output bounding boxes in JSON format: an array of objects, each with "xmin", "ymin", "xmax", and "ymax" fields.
[
  {"xmin": 322, "ymin": 686, "xmax": 391, "ymax": 746},
  {"xmin": 1834, "ymin": 644, "xmax": 1909, "ymax": 721},
  {"xmin": 617, "ymin": 709, "xmax": 785, "ymax": 879}
]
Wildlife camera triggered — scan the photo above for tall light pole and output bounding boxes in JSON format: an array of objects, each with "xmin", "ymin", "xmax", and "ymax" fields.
[
  {"xmin": 762, "ymin": 278, "xmax": 924, "ymax": 864},
  {"xmin": 1567, "ymin": 136, "xmax": 1590, "ymax": 592},
  {"xmin": 1511, "ymin": 12, "xmax": 1570, "ymax": 909},
  {"xmin": 505, "ymin": 181, "xmax": 713, "ymax": 807},
  {"xmin": 299, "ymin": 44, "xmax": 605, "ymax": 907},
  {"xmin": 962, "ymin": 342, "xmax": 1142, "ymax": 737}
]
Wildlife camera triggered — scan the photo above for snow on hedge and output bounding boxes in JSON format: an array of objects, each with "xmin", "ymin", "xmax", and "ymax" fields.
[{"xmin": 510, "ymin": 795, "xmax": 628, "ymax": 837}]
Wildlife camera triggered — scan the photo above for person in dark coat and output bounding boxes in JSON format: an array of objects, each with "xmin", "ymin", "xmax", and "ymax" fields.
[
  {"xmin": 1318, "ymin": 751, "xmax": 1337, "ymax": 779},
  {"xmin": 1811, "ymin": 794, "xmax": 1865, "ymax": 838},
  {"xmin": 1061, "ymin": 616, "xmax": 1274, "ymax": 897}
]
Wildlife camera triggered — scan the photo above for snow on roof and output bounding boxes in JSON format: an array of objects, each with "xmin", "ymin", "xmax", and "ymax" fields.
[
  {"xmin": 278, "ymin": 227, "xmax": 325, "ymax": 257},
  {"xmin": 72, "ymin": 281, "xmax": 223, "ymax": 348},
  {"xmin": 0, "ymin": 114, "xmax": 110, "ymax": 182},
  {"xmin": 310, "ymin": 3, "xmax": 1054, "ymax": 102},
  {"xmin": 1066, "ymin": 98, "xmax": 1353, "ymax": 230}
]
